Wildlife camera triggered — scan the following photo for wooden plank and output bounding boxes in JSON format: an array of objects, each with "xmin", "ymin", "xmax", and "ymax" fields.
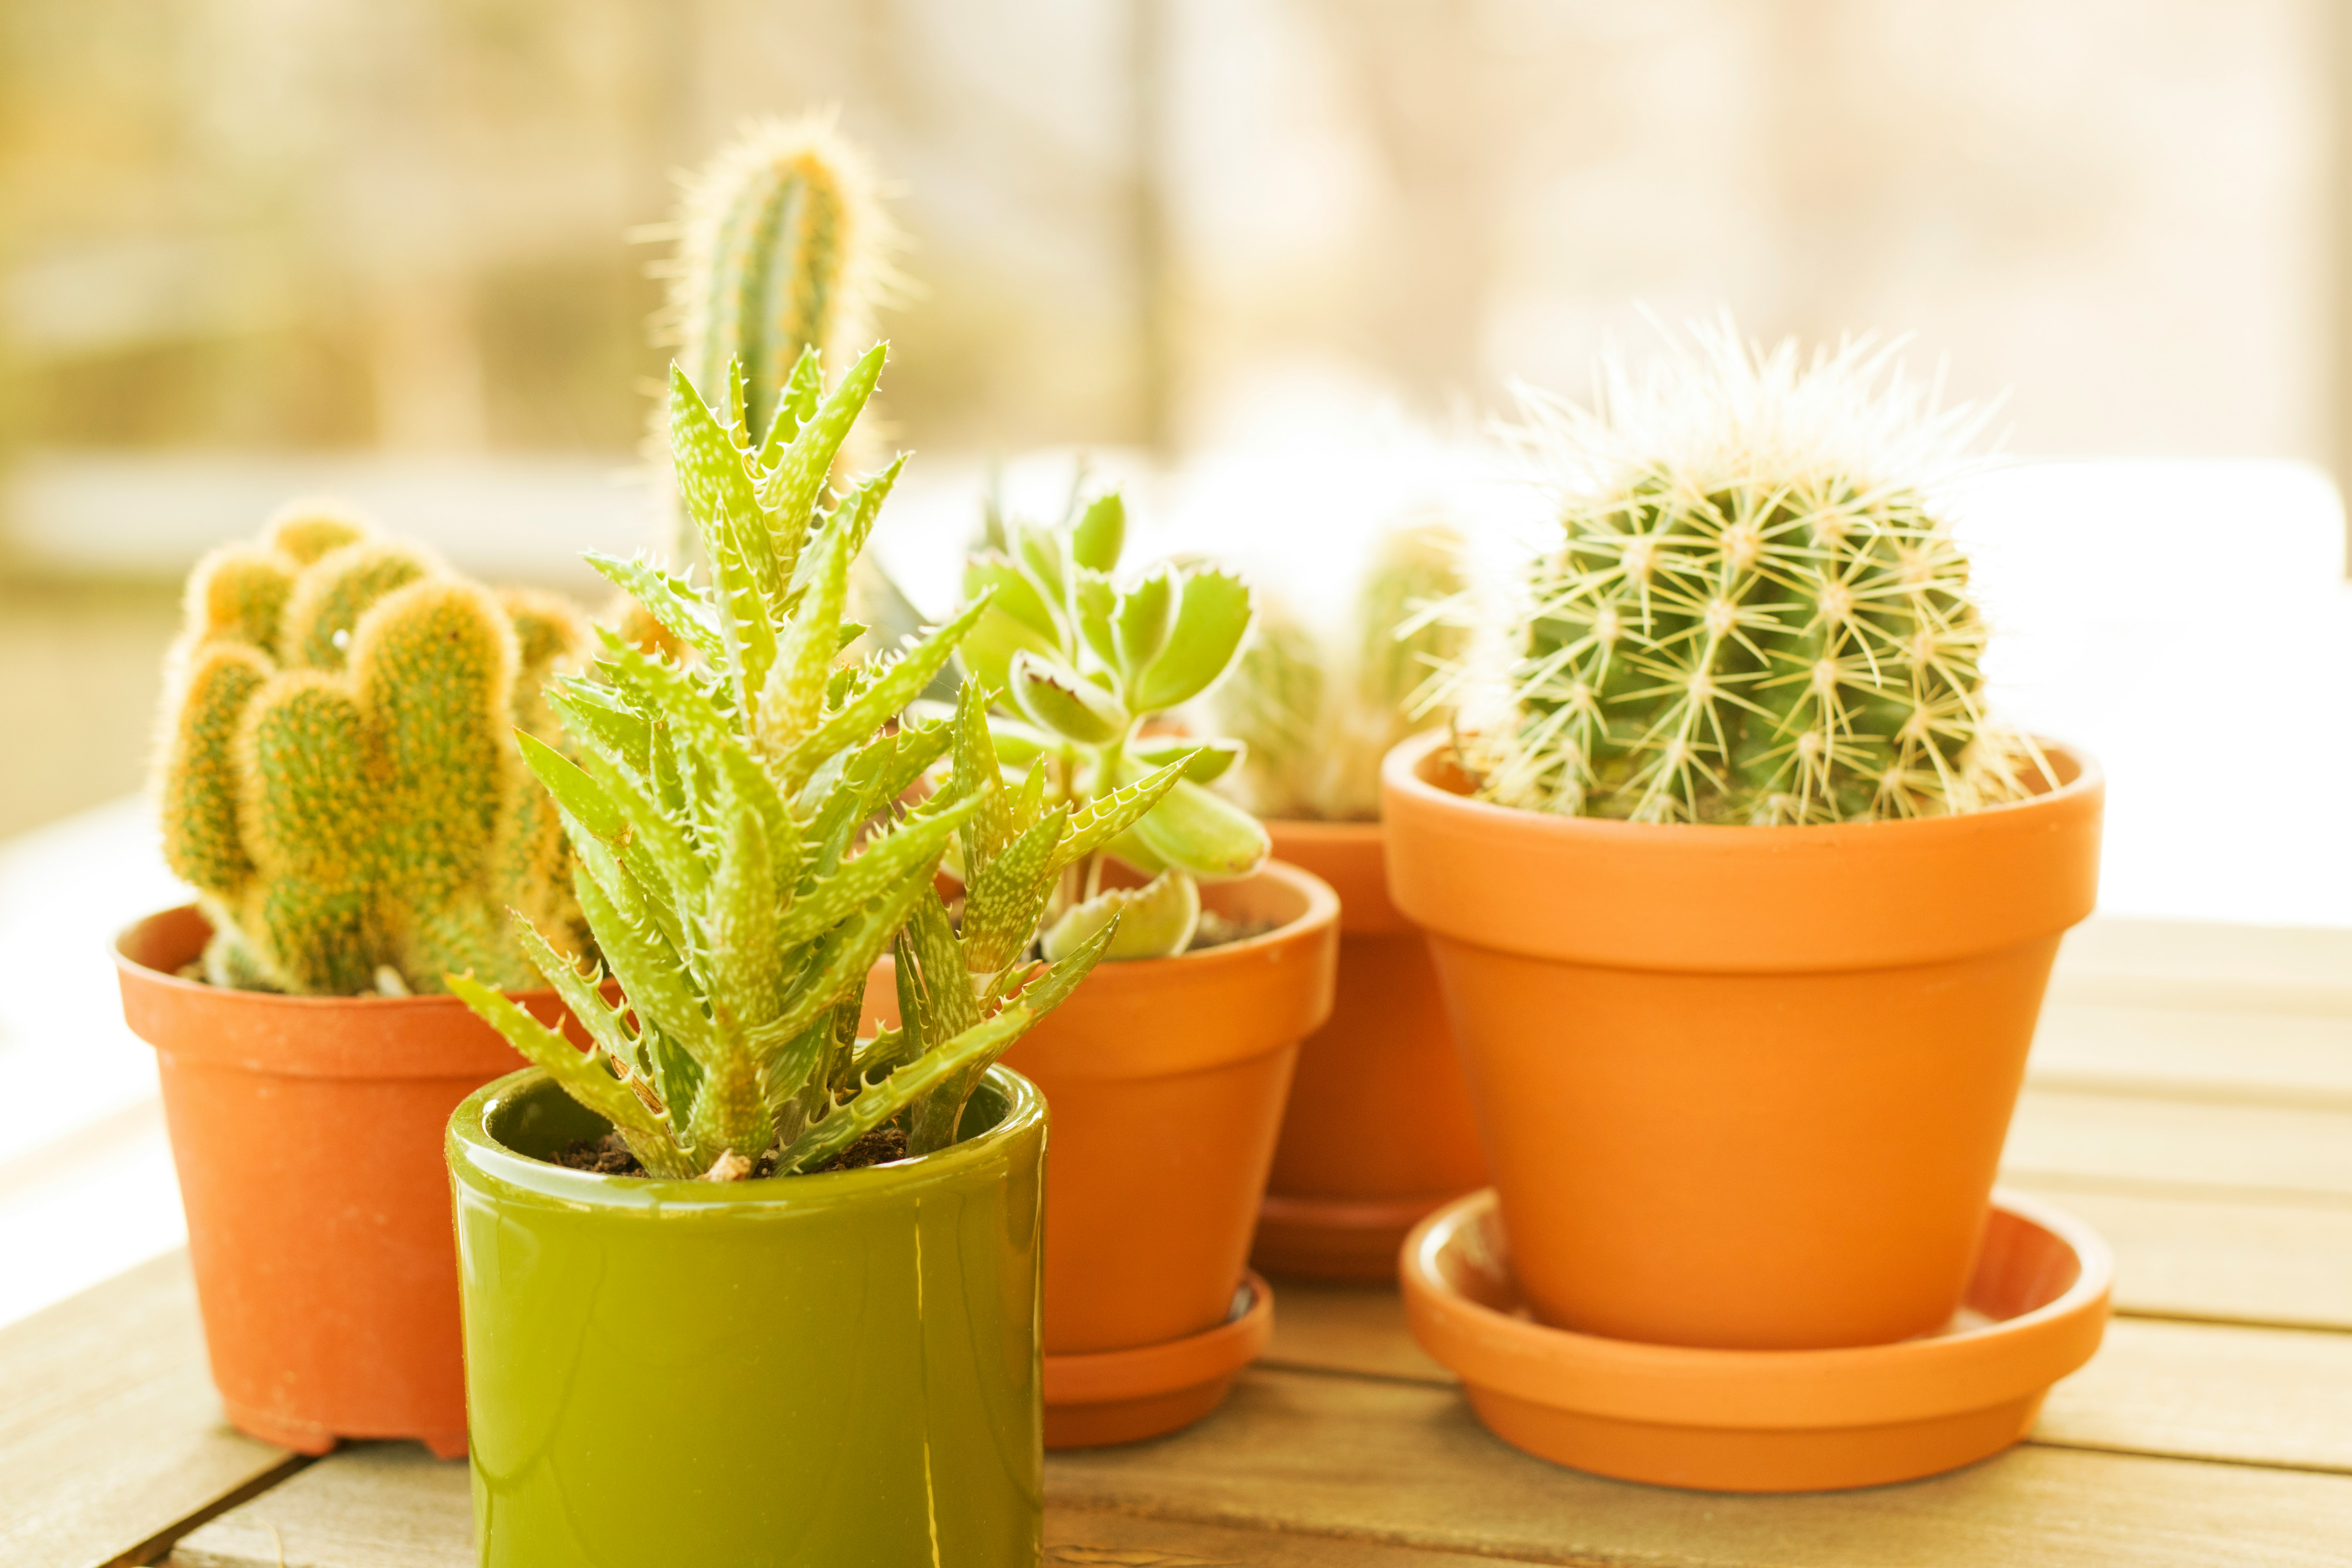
[
  {"xmin": 2053, "ymin": 918, "xmax": 2352, "ymax": 1015},
  {"xmin": 2040, "ymin": 1318, "xmax": 2352, "ymax": 1474},
  {"xmin": 1047, "ymin": 1367, "xmax": 2352, "ymax": 1568},
  {"xmin": 2010, "ymin": 1184, "xmax": 2352, "ymax": 1331},
  {"xmin": 2004, "ymin": 1087, "xmax": 2352, "ymax": 1204},
  {"xmin": 165, "ymin": 1448, "xmax": 1525, "ymax": 1568},
  {"xmin": 167, "ymin": 1447, "xmax": 467, "ymax": 1568},
  {"xmin": 0, "ymin": 1251, "xmax": 301, "ymax": 1568},
  {"xmin": 2028, "ymin": 1001, "xmax": 2352, "ymax": 1110}
]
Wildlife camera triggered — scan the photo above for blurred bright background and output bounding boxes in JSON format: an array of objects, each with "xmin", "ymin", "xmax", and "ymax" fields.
[{"xmin": 3, "ymin": 0, "xmax": 2348, "ymax": 1322}]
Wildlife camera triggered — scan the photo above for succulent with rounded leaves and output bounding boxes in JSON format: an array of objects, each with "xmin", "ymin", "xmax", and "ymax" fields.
[
  {"xmin": 1209, "ymin": 520, "xmax": 1468, "ymax": 822},
  {"xmin": 955, "ymin": 486, "xmax": 1269, "ymax": 961},
  {"xmin": 452, "ymin": 347, "xmax": 1114, "ymax": 1181},
  {"xmin": 154, "ymin": 501, "xmax": 592, "ymax": 995},
  {"xmin": 1446, "ymin": 321, "xmax": 2042, "ymax": 824}
]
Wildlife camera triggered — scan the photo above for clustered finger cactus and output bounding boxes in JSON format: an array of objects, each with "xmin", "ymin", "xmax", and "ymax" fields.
[
  {"xmin": 955, "ymin": 485, "xmax": 1269, "ymax": 960},
  {"xmin": 1208, "ymin": 520, "xmax": 1468, "ymax": 822},
  {"xmin": 453, "ymin": 346, "xmax": 1112, "ymax": 1181},
  {"xmin": 156, "ymin": 505, "xmax": 592, "ymax": 995},
  {"xmin": 1449, "ymin": 322, "xmax": 2042, "ymax": 825}
]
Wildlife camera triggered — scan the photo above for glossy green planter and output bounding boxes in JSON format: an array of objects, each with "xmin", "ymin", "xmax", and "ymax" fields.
[{"xmin": 447, "ymin": 1065, "xmax": 1047, "ymax": 1567}]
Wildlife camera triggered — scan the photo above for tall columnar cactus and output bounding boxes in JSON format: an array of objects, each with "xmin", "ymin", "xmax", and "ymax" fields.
[
  {"xmin": 1209, "ymin": 521, "xmax": 1468, "ymax": 822},
  {"xmin": 956, "ymin": 485, "xmax": 1269, "ymax": 961},
  {"xmin": 155, "ymin": 503, "xmax": 593, "ymax": 994},
  {"xmin": 1449, "ymin": 322, "xmax": 2041, "ymax": 825},
  {"xmin": 453, "ymin": 347, "xmax": 1126, "ymax": 1180}
]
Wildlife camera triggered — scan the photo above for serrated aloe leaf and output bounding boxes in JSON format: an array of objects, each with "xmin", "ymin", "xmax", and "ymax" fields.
[
  {"xmin": 1007, "ymin": 907, "xmax": 1119, "ymax": 1017},
  {"xmin": 503, "ymin": 914, "xmax": 639, "ymax": 1080},
  {"xmin": 575, "ymin": 743, "xmax": 710, "ymax": 911},
  {"xmin": 448, "ymin": 971, "xmax": 691, "ymax": 1177},
  {"xmin": 571, "ymin": 858, "xmax": 714, "ymax": 1061},
  {"xmin": 517, "ymin": 730, "xmax": 626, "ymax": 844},
  {"xmin": 548, "ymin": 683, "xmax": 653, "ymax": 783},
  {"xmin": 751, "ymin": 863, "xmax": 942, "ymax": 1064},
  {"xmin": 1131, "ymin": 568, "xmax": 1252, "ymax": 713},
  {"xmin": 1040, "ymin": 871, "xmax": 1196, "ymax": 960},
  {"xmin": 1006, "ymin": 759, "xmax": 1048, "ymax": 837},
  {"xmin": 585, "ymin": 553, "xmax": 727, "ymax": 669},
  {"xmin": 595, "ymin": 640, "xmax": 741, "ymax": 764},
  {"xmin": 1131, "ymin": 735, "xmax": 1243, "ymax": 785},
  {"xmin": 1132, "ymin": 775, "xmax": 1272, "ymax": 878},
  {"xmin": 1007, "ymin": 650, "xmax": 1127, "ymax": 744},
  {"xmin": 757, "ymin": 342, "xmax": 885, "ymax": 550},
  {"xmin": 708, "ymin": 790, "xmax": 784, "ymax": 1030},
  {"xmin": 786, "ymin": 1004, "xmax": 1037, "ymax": 1173},
  {"xmin": 783, "ymin": 596, "xmax": 990, "ymax": 794},
  {"xmin": 759, "ymin": 519, "xmax": 853, "ymax": 762},
  {"xmin": 783, "ymin": 457, "xmax": 904, "ymax": 616},
  {"xmin": 757, "ymin": 347, "xmax": 824, "ymax": 474},
  {"xmin": 668, "ymin": 367, "xmax": 778, "ymax": 694},
  {"xmin": 1071, "ymin": 492, "xmax": 1125, "ymax": 572},
  {"xmin": 898, "ymin": 882, "xmax": 979, "ymax": 1043},
  {"xmin": 962, "ymin": 804, "xmax": 1068, "ymax": 974},
  {"xmin": 1113, "ymin": 565, "xmax": 1176, "ymax": 681},
  {"xmin": 949, "ymin": 681, "xmax": 1010, "ymax": 879},
  {"xmin": 1051, "ymin": 751, "xmax": 1192, "ymax": 872},
  {"xmin": 776, "ymin": 795, "xmax": 977, "ymax": 947},
  {"xmin": 717, "ymin": 746, "xmax": 799, "ymax": 896}
]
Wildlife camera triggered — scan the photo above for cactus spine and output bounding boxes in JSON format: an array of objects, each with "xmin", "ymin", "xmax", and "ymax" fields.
[
  {"xmin": 155, "ymin": 502, "xmax": 592, "ymax": 994},
  {"xmin": 1452, "ymin": 321, "xmax": 2040, "ymax": 825},
  {"xmin": 1212, "ymin": 521, "xmax": 1468, "ymax": 822}
]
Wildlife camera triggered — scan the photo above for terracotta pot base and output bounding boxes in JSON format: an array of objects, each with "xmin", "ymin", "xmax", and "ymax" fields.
[
  {"xmin": 1042, "ymin": 1274, "xmax": 1274, "ymax": 1449},
  {"xmin": 1252, "ymin": 1192, "xmax": 1456, "ymax": 1282},
  {"xmin": 220, "ymin": 1398, "xmax": 466, "ymax": 1460},
  {"xmin": 1402, "ymin": 1189, "xmax": 2111, "ymax": 1493}
]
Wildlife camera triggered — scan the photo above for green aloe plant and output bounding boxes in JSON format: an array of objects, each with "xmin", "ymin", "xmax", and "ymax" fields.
[
  {"xmin": 953, "ymin": 485, "xmax": 1269, "ymax": 961},
  {"xmin": 451, "ymin": 345, "xmax": 1112, "ymax": 1181}
]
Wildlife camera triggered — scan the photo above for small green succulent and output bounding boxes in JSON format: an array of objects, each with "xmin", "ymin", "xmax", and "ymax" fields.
[
  {"xmin": 952, "ymin": 484, "xmax": 1269, "ymax": 961},
  {"xmin": 451, "ymin": 345, "xmax": 1114, "ymax": 1181}
]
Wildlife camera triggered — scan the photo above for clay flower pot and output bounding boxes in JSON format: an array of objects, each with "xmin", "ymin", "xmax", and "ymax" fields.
[
  {"xmin": 1251, "ymin": 820, "xmax": 1486, "ymax": 1283},
  {"xmin": 113, "ymin": 904, "xmax": 557, "ymax": 1457},
  {"xmin": 448, "ymin": 1065, "xmax": 1047, "ymax": 1567},
  {"xmin": 1381, "ymin": 731, "xmax": 2104, "ymax": 1351},
  {"xmin": 1001, "ymin": 860, "xmax": 1339, "ymax": 1445}
]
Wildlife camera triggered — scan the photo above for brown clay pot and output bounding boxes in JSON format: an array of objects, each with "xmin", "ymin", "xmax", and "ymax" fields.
[
  {"xmin": 1000, "ymin": 860, "xmax": 1339, "ymax": 1445},
  {"xmin": 1381, "ymin": 732, "xmax": 2104, "ymax": 1351},
  {"xmin": 1251, "ymin": 820, "xmax": 1486, "ymax": 1283},
  {"xmin": 113, "ymin": 904, "xmax": 574, "ymax": 1457}
]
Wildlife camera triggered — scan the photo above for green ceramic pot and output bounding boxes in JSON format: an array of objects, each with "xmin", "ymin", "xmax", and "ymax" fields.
[{"xmin": 446, "ymin": 1064, "xmax": 1047, "ymax": 1567}]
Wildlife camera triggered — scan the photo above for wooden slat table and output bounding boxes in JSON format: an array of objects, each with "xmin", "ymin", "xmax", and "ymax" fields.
[{"xmin": 8, "ymin": 915, "xmax": 2351, "ymax": 1568}]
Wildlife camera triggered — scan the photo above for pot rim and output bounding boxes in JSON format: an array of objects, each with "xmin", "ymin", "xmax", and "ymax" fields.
[
  {"xmin": 446, "ymin": 1062, "xmax": 1047, "ymax": 1213},
  {"xmin": 1381, "ymin": 728, "xmax": 2103, "ymax": 846},
  {"xmin": 1101, "ymin": 857, "xmax": 1340, "ymax": 976},
  {"xmin": 116, "ymin": 903, "xmax": 555, "ymax": 1014}
]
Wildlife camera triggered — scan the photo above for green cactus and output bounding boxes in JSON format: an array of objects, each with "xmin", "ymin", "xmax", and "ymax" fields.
[
  {"xmin": 1451, "ymin": 322, "xmax": 2042, "ymax": 824},
  {"xmin": 954, "ymin": 484, "xmax": 1269, "ymax": 961},
  {"xmin": 452, "ymin": 346, "xmax": 1120, "ymax": 1180},
  {"xmin": 1210, "ymin": 521, "xmax": 1468, "ymax": 822},
  {"xmin": 154, "ymin": 506, "xmax": 593, "ymax": 995}
]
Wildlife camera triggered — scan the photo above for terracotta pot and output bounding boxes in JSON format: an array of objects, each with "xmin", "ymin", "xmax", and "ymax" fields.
[
  {"xmin": 1381, "ymin": 732, "xmax": 2104, "ymax": 1351},
  {"xmin": 1251, "ymin": 820, "xmax": 1485, "ymax": 1283},
  {"xmin": 451, "ymin": 1066, "xmax": 1046, "ymax": 1566},
  {"xmin": 1000, "ymin": 860, "xmax": 1339, "ymax": 1445},
  {"xmin": 114, "ymin": 904, "xmax": 572, "ymax": 1456}
]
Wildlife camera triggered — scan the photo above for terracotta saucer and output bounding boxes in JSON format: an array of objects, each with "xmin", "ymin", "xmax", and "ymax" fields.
[
  {"xmin": 1401, "ymin": 1189, "xmax": 2111, "ymax": 1493},
  {"xmin": 1043, "ymin": 1272, "xmax": 1274, "ymax": 1449},
  {"xmin": 1255, "ymin": 1192, "xmax": 1466, "ymax": 1282}
]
